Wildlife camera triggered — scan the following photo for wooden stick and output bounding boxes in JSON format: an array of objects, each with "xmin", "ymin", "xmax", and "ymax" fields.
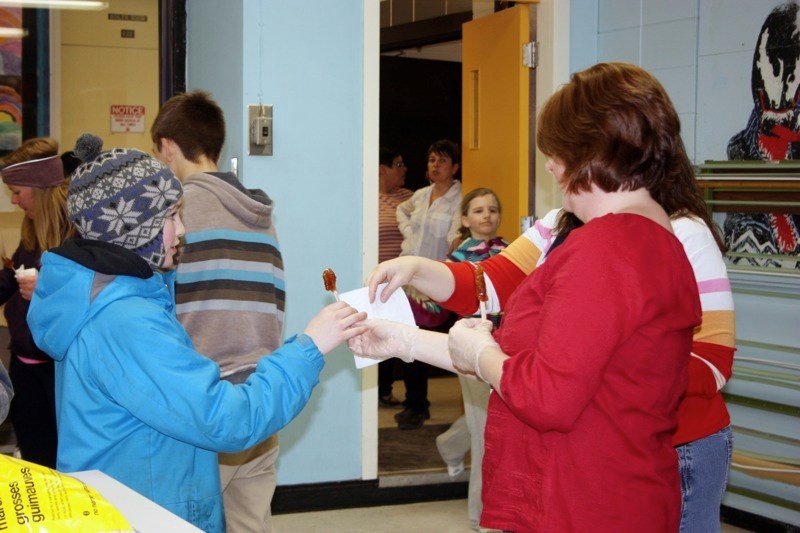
[{"xmin": 475, "ymin": 264, "xmax": 488, "ymax": 321}]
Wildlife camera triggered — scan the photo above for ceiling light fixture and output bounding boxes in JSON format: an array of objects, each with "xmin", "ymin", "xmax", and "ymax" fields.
[
  {"xmin": 0, "ymin": 27, "xmax": 27, "ymax": 37},
  {"xmin": 0, "ymin": 1, "xmax": 108, "ymax": 10}
]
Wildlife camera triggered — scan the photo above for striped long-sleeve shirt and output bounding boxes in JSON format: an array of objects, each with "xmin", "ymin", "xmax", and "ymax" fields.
[
  {"xmin": 379, "ymin": 188, "xmax": 413, "ymax": 263},
  {"xmin": 441, "ymin": 208, "xmax": 735, "ymax": 445}
]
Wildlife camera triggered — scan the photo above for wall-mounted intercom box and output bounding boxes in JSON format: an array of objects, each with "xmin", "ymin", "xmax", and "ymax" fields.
[{"xmin": 248, "ymin": 104, "xmax": 273, "ymax": 156}]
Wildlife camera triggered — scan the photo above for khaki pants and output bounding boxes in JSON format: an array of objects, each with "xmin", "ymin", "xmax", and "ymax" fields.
[
  {"xmin": 219, "ymin": 436, "xmax": 279, "ymax": 533},
  {"xmin": 436, "ymin": 377, "xmax": 491, "ymax": 525}
]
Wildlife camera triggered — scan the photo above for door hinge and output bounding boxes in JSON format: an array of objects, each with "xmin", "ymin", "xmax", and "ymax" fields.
[{"xmin": 523, "ymin": 41, "xmax": 538, "ymax": 69}]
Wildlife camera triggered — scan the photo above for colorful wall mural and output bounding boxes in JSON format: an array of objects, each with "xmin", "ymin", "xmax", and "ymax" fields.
[
  {"xmin": 724, "ymin": 2, "xmax": 800, "ymax": 271},
  {"xmin": 0, "ymin": 7, "xmax": 22, "ymax": 154}
]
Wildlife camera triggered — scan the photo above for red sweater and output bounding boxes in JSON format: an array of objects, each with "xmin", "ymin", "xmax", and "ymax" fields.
[
  {"xmin": 446, "ymin": 214, "xmax": 701, "ymax": 531},
  {"xmin": 444, "ymin": 213, "xmax": 735, "ymax": 446}
]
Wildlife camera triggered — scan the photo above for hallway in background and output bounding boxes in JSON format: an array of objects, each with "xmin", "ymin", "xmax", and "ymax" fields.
[{"xmin": 379, "ymin": 374, "xmax": 462, "ymax": 476}]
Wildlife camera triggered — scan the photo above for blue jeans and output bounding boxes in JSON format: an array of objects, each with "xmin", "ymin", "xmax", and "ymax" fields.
[{"xmin": 677, "ymin": 425, "xmax": 734, "ymax": 533}]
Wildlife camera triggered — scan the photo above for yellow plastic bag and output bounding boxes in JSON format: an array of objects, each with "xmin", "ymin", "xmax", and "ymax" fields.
[{"xmin": 0, "ymin": 455, "xmax": 133, "ymax": 532}]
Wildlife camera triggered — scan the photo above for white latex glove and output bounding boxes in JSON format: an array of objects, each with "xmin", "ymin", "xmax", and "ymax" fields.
[
  {"xmin": 347, "ymin": 319, "xmax": 418, "ymax": 363},
  {"xmin": 448, "ymin": 318, "xmax": 499, "ymax": 381}
]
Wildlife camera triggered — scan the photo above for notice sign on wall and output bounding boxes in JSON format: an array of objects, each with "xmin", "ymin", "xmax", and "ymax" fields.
[{"xmin": 110, "ymin": 105, "xmax": 145, "ymax": 133}]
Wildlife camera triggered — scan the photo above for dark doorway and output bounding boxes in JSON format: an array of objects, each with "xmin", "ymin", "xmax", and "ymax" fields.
[
  {"xmin": 380, "ymin": 55, "xmax": 462, "ymax": 191},
  {"xmin": 159, "ymin": 0, "xmax": 186, "ymax": 103}
]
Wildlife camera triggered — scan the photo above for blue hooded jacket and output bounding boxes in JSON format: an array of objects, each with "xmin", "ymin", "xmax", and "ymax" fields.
[{"xmin": 28, "ymin": 239, "xmax": 324, "ymax": 532}]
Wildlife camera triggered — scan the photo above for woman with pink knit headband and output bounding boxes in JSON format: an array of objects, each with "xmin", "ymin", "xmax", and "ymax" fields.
[{"xmin": 0, "ymin": 137, "xmax": 74, "ymax": 468}]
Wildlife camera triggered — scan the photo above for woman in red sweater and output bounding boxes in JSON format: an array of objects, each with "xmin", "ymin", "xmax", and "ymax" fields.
[{"xmin": 350, "ymin": 63, "xmax": 704, "ymax": 532}]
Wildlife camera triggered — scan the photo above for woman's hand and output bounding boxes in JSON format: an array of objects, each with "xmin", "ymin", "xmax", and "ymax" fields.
[
  {"xmin": 448, "ymin": 318, "xmax": 499, "ymax": 380},
  {"xmin": 366, "ymin": 257, "xmax": 421, "ymax": 303},
  {"xmin": 366, "ymin": 256, "xmax": 455, "ymax": 304},
  {"xmin": 303, "ymin": 301, "xmax": 368, "ymax": 355},
  {"xmin": 347, "ymin": 319, "xmax": 417, "ymax": 363}
]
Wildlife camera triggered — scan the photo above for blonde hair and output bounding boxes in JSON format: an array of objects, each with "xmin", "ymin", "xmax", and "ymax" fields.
[
  {"xmin": 22, "ymin": 182, "xmax": 71, "ymax": 251},
  {"xmin": 2, "ymin": 138, "xmax": 72, "ymax": 252}
]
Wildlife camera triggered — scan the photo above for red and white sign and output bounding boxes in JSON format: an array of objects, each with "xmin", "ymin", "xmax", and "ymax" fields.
[{"xmin": 110, "ymin": 105, "xmax": 145, "ymax": 133}]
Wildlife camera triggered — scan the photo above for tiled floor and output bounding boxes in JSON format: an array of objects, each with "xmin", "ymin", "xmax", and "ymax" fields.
[
  {"xmin": 272, "ymin": 498, "xmax": 755, "ymax": 532},
  {"xmin": 272, "ymin": 499, "xmax": 489, "ymax": 532}
]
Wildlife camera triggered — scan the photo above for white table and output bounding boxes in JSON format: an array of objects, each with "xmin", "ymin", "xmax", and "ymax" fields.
[{"xmin": 70, "ymin": 470, "xmax": 202, "ymax": 532}]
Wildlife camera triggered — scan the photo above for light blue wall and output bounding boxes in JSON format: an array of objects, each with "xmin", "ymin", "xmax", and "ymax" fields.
[
  {"xmin": 185, "ymin": 0, "xmax": 244, "ymax": 168},
  {"xmin": 569, "ymin": 0, "xmax": 598, "ymax": 73},
  {"xmin": 186, "ymin": 1, "xmax": 366, "ymax": 485},
  {"xmin": 695, "ymin": 0, "xmax": 778, "ymax": 162}
]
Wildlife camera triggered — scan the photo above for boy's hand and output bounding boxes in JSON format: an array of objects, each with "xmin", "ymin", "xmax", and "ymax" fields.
[{"xmin": 304, "ymin": 301, "xmax": 367, "ymax": 355}]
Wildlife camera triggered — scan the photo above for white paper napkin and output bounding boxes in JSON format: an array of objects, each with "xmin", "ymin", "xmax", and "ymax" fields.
[
  {"xmin": 339, "ymin": 283, "xmax": 416, "ymax": 369},
  {"xmin": 14, "ymin": 265, "xmax": 37, "ymax": 278}
]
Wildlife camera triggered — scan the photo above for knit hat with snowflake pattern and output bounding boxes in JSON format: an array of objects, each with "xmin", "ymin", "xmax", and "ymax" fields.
[{"xmin": 68, "ymin": 133, "xmax": 183, "ymax": 270}]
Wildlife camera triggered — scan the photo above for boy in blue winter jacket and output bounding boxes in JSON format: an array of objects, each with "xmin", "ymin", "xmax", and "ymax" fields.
[{"xmin": 27, "ymin": 133, "xmax": 366, "ymax": 532}]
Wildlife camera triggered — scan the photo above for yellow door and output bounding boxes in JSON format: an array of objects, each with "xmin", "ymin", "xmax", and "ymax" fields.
[{"xmin": 462, "ymin": 5, "xmax": 534, "ymax": 241}]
